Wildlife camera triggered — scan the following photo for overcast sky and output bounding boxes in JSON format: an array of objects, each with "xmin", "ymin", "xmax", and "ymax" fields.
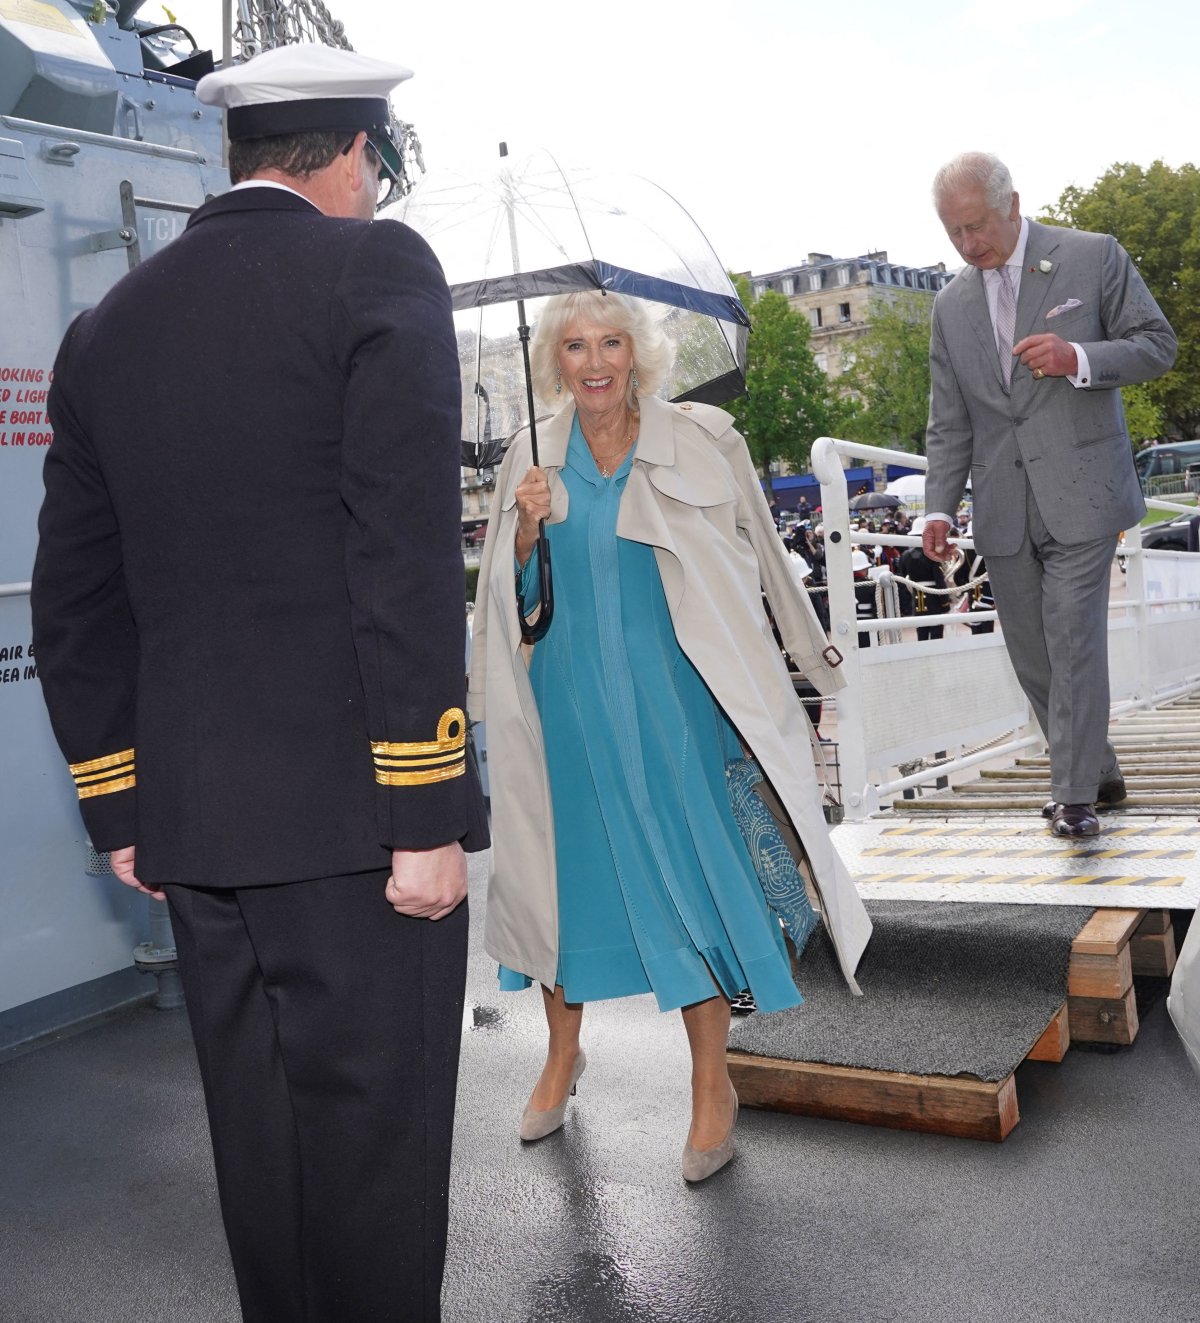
[{"xmin": 196, "ymin": 0, "xmax": 1198, "ymax": 277}]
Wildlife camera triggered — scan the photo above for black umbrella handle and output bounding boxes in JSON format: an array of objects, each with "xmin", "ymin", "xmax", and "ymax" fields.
[
  {"xmin": 518, "ymin": 527, "xmax": 554, "ymax": 644},
  {"xmin": 515, "ymin": 300, "xmax": 554, "ymax": 642}
]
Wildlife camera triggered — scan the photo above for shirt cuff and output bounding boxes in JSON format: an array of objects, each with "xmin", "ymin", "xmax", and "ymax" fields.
[
  {"xmin": 924, "ymin": 512, "xmax": 954, "ymax": 525},
  {"xmin": 1066, "ymin": 342, "xmax": 1091, "ymax": 388},
  {"xmin": 515, "ymin": 545, "xmax": 540, "ymax": 606}
]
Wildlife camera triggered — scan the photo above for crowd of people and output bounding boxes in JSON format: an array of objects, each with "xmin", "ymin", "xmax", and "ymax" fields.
[{"xmin": 772, "ymin": 501, "xmax": 991, "ymax": 644}]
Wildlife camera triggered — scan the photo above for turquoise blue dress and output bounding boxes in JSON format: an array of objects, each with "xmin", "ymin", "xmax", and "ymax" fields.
[{"xmin": 498, "ymin": 417, "xmax": 801, "ymax": 1014}]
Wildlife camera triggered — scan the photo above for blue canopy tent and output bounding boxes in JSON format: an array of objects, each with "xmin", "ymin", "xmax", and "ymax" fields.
[{"xmin": 763, "ymin": 467, "xmax": 876, "ymax": 513}]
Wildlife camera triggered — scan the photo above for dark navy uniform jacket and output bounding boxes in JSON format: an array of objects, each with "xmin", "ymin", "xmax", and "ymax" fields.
[{"xmin": 32, "ymin": 186, "xmax": 488, "ymax": 887}]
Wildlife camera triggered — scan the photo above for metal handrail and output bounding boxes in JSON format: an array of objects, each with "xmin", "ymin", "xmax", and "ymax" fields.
[
  {"xmin": 875, "ymin": 735, "xmax": 1043, "ymax": 798},
  {"xmin": 808, "ymin": 434, "xmax": 1200, "ymax": 817}
]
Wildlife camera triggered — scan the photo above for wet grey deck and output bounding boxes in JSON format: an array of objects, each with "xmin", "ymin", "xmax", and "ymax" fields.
[{"xmin": 2, "ymin": 852, "xmax": 1199, "ymax": 1323}]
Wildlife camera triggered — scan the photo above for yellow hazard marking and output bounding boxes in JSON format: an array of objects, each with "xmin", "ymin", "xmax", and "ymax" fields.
[
  {"xmin": 1057, "ymin": 875, "xmax": 1186, "ymax": 887},
  {"xmin": 862, "ymin": 845, "xmax": 1193, "ymax": 861},
  {"xmin": 856, "ymin": 872, "xmax": 1185, "ymax": 888},
  {"xmin": 878, "ymin": 824, "xmax": 1200, "ymax": 838},
  {"xmin": 1072, "ymin": 849, "xmax": 1194, "ymax": 860}
]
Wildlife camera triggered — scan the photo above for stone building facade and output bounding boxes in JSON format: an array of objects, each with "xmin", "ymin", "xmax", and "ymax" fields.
[
  {"xmin": 745, "ymin": 250, "xmax": 953, "ymax": 379},
  {"xmin": 461, "ymin": 471, "xmax": 493, "ymax": 524}
]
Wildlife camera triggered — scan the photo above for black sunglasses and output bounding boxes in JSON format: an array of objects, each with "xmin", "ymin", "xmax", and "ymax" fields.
[{"xmin": 340, "ymin": 134, "xmax": 399, "ymax": 211}]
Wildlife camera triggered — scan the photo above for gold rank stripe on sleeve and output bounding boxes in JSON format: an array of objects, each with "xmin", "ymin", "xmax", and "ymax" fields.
[
  {"xmin": 68, "ymin": 748, "xmax": 135, "ymax": 800},
  {"xmin": 371, "ymin": 708, "xmax": 467, "ymax": 787}
]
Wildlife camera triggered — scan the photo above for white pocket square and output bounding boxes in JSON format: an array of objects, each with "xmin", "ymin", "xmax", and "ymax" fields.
[{"xmin": 1046, "ymin": 299, "xmax": 1083, "ymax": 319}]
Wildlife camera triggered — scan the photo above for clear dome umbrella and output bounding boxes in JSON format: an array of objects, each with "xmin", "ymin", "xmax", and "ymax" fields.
[{"xmin": 391, "ymin": 146, "xmax": 750, "ymax": 641}]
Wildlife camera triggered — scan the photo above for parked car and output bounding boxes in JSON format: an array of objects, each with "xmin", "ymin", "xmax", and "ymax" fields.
[
  {"xmin": 1118, "ymin": 510, "xmax": 1200, "ymax": 570},
  {"xmin": 1133, "ymin": 440, "xmax": 1200, "ymax": 490},
  {"xmin": 1141, "ymin": 511, "xmax": 1200, "ymax": 553}
]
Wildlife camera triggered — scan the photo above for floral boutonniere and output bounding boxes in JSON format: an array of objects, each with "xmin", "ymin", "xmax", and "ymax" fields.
[{"xmin": 1036, "ymin": 259, "xmax": 1053, "ymax": 274}]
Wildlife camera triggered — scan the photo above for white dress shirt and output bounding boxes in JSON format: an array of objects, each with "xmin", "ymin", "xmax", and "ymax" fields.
[
  {"xmin": 230, "ymin": 178, "xmax": 320, "ymax": 209},
  {"xmin": 982, "ymin": 218, "xmax": 1090, "ymax": 386}
]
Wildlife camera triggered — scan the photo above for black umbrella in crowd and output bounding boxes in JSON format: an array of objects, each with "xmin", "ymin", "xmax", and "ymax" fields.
[{"xmin": 849, "ymin": 491, "xmax": 904, "ymax": 512}]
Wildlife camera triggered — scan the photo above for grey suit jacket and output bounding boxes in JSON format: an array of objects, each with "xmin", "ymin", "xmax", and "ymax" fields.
[{"xmin": 925, "ymin": 219, "xmax": 1177, "ymax": 555}]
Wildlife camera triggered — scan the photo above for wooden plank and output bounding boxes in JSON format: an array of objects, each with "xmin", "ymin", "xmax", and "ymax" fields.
[
  {"xmin": 1131, "ymin": 929, "xmax": 1178, "ymax": 978},
  {"xmin": 1071, "ymin": 909, "xmax": 1145, "ymax": 957},
  {"xmin": 1026, "ymin": 1003, "xmax": 1070, "ymax": 1063},
  {"xmin": 1135, "ymin": 909, "xmax": 1172, "ymax": 936},
  {"xmin": 1068, "ymin": 986, "xmax": 1140, "ymax": 1046},
  {"xmin": 1068, "ymin": 946, "xmax": 1133, "ymax": 999},
  {"xmin": 727, "ymin": 1051, "xmax": 1019, "ymax": 1142}
]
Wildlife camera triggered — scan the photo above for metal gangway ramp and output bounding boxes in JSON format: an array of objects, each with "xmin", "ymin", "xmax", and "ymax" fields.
[
  {"xmin": 807, "ymin": 434, "xmax": 1200, "ymax": 902},
  {"xmin": 725, "ymin": 438, "xmax": 1200, "ymax": 1142}
]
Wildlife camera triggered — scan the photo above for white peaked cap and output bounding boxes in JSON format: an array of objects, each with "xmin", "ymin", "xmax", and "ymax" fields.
[{"xmin": 197, "ymin": 43, "xmax": 413, "ymax": 141}]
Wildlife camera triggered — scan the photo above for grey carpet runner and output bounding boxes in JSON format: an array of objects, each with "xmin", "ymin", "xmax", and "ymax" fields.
[{"xmin": 728, "ymin": 900, "xmax": 1089, "ymax": 1081}]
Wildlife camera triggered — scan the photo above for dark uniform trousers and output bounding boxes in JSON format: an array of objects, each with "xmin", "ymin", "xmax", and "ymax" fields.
[{"xmin": 166, "ymin": 871, "xmax": 468, "ymax": 1323}]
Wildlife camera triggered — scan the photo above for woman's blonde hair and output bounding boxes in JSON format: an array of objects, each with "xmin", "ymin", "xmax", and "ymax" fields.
[{"xmin": 529, "ymin": 290, "xmax": 674, "ymax": 409}]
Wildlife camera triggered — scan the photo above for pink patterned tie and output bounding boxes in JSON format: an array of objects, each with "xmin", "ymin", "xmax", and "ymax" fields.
[{"xmin": 995, "ymin": 265, "xmax": 1016, "ymax": 385}]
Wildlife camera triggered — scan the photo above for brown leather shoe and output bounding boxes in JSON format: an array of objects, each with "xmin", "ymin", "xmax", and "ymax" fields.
[
  {"xmin": 1096, "ymin": 774, "xmax": 1127, "ymax": 807},
  {"xmin": 1051, "ymin": 803, "xmax": 1100, "ymax": 837}
]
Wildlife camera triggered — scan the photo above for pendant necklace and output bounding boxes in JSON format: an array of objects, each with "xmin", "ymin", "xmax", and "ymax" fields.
[{"xmin": 590, "ymin": 417, "xmax": 637, "ymax": 478}]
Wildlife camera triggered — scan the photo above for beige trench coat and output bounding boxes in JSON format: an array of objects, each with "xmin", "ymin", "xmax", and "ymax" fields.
[{"xmin": 467, "ymin": 395, "xmax": 872, "ymax": 994}]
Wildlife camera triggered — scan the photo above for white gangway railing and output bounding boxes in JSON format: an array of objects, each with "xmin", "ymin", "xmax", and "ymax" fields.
[{"xmin": 809, "ymin": 437, "xmax": 1200, "ymax": 821}]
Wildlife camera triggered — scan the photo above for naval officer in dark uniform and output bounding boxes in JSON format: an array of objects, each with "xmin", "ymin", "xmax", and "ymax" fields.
[{"xmin": 31, "ymin": 43, "xmax": 487, "ymax": 1323}]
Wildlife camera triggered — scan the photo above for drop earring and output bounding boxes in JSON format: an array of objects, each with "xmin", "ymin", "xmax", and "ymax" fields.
[
  {"xmin": 554, "ymin": 370, "xmax": 562, "ymax": 395},
  {"xmin": 631, "ymin": 366, "xmax": 640, "ymax": 394}
]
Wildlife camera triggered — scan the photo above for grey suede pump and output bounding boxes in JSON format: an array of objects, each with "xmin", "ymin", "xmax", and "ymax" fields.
[
  {"xmin": 681, "ymin": 1082, "xmax": 738, "ymax": 1183},
  {"xmin": 519, "ymin": 1050, "xmax": 587, "ymax": 1142}
]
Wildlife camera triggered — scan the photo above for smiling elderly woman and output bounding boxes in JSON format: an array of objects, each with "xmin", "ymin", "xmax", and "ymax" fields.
[{"xmin": 468, "ymin": 290, "xmax": 870, "ymax": 1182}]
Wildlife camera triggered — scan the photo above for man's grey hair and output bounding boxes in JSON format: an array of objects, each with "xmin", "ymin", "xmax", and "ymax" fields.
[{"xmin": 932, "ymin": 152, "xmax": 1014, "ymax": 212}]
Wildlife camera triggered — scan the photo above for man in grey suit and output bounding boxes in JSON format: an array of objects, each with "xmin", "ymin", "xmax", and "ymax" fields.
[{"xmin": 923, "ymin": 152, "xmax": 1176, "ymax": 837}]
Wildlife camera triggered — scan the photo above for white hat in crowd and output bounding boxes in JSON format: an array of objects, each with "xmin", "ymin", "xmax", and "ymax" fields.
[{"xmin": 197, "ymin": 45, "xmax": 412, "ymax": 184}]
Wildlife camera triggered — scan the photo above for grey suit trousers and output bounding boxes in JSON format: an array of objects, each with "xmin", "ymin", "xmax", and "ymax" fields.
[{"xmin": 985, "ymin": 479, "xmax": 1120, "ymax": 802}]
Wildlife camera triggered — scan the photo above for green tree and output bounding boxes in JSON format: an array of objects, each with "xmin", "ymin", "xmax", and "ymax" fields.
[
  {"xmin": 1040, "ymin": 160, "xmax": 1200, "ymax": 437},
  {"xmin": 727, "ymin": 274, "xmax": 851, "ymax": 491},
  {"xmin": 1121, "ymin": 382, "xmax": 1166, "ymax": 445},
  {"xmin": 839, "ymin": 292, "xmax": 933, "ymax": 452}
]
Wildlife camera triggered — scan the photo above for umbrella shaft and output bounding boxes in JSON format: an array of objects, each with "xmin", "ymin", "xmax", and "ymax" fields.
[{"xmin": 516, "ymin": 297, "xmax": 540, "ymax": 469}]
